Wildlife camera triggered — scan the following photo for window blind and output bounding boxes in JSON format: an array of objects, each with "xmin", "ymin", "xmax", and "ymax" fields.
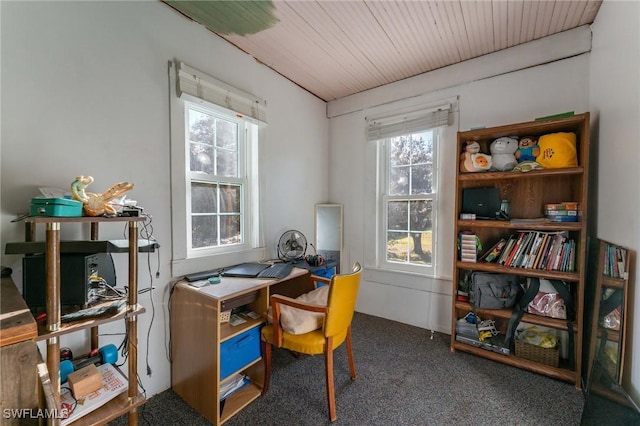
[
  {"xmin": 366, "ymin": 105, "xmax": 450, "ymax": 140},
  {"xmin": 176, "ymin": 61, "xmax": 267, "ymax": 125}
]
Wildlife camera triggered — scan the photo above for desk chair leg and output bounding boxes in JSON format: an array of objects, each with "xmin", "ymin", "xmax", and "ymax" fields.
[
  {"xmin": 325, "ymin": 336, "xmax": 337, "ymax": 422},
  {"xmin": 346, "ymin": 326, "xmax": 356, "ymax": 381},
  {"xmin": 262, "ymin": 340, "xmax": 272, "ymax": 395}
]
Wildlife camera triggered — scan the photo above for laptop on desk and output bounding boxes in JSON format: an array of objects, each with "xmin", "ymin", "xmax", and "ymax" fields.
[{"xmin": 221, "ymin": 262, "xmax": 271, "ymax": 278}]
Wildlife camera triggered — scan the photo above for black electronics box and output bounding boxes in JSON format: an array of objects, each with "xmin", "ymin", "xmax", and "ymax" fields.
[
  {"xmin": 23, "ymin": 253, "xmax": 116, "ymax": 310},
  {"xmin": 462, "ymin": 187, "xmax": 502, "ymax": 219}
]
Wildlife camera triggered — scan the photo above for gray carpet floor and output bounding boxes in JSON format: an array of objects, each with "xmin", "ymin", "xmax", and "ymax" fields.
[{"xmin": 112, "ymin": 312, "xmax": 584, "ymax": 425}]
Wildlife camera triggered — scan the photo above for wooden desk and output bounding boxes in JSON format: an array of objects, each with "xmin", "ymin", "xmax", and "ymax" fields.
[
  {"xmin": 1, "ymin": 277, "xmax": 39, "ymax": 425},
  {"xmin": 170, "ymin": 267, "xmax": 313, "ymax": 425}
]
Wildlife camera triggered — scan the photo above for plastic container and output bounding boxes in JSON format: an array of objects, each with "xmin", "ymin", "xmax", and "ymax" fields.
[{"xmin": 30, "ymin": 198, "xmax": 82, "ymax": 217}]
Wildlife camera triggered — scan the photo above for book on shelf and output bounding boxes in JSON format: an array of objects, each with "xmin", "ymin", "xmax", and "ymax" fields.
[
  {"xmin": 481, "ymin": 238, "xmax": 506, "ymax": 263},
  {"xmin": 604, "ymin": 243, "xmax": 628, "ymax": 278},
  {"xmin": 496, "ymin": 235, "xmax": 517, "ymax": 265},
  {"xmin": 502, "ymin": 232, "xmax": 526, "ymax": 266},
  {"xmin": 60, "ymin": 363, "xmax": 128, "ymax": 425},
  {"xmin": 508, "ymin": 232, "xmax": 530, "ymax": 267},
  {"xmin": 492, "ymin": 230, "xmax": 575, "ymax": 271}
]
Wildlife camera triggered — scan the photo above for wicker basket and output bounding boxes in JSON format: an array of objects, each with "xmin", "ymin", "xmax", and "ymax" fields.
[{"xmin": 515, "ymin": 340, "xmax": 559, "ymax": 367}]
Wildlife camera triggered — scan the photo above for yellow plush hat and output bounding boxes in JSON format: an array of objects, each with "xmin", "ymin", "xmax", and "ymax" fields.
[{"xmin": 536, "ymin": 132, "xmax": 577, "ymax": 168}]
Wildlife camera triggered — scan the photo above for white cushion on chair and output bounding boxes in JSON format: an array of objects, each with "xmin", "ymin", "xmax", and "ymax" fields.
[{"xmin": 279, "ymin": 285, "xmax": 329, "ymax": 335}]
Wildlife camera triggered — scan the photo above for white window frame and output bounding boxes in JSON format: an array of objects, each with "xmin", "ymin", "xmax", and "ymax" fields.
[
  {"xmin": 169, "ymin": 62, "xmax": 265, "ymax": 277},
  {"xmin": 377, "ymin": 127, "xmax": 441, "ymax": 276},
  {"xmin": 363, "ymin": 98, "xmax": 457, "ymax": 284}
]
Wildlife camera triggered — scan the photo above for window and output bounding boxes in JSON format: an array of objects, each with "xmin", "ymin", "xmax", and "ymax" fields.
[
  {"xmin": 170, "ymin": 61, "xmax": 266, "ymax": 276},
  {"xmin": 383, "ymin": 129, "xmax": 438, "ymax": 268},
  {"xmin": 366, "ymin": 104, "xmax": 450, "ymax": 276},
  {"xmin": 187, "ymin": 104, "xmax": 245, "ymax": 251}
]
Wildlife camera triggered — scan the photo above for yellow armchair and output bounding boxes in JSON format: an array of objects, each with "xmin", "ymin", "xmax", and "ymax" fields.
[{"xmin": 261, "ymin": 262, "xmax": 362, "ymax": 422}]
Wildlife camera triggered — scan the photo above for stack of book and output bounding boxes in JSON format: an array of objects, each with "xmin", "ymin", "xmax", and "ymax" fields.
[
  {"xmin": 604, "ymin": 242, "xmax": 628, "ymax": 279},
  {"xmin": 459, "ymin": 232, "xmax": 479, "ymax": 263},
  {"xmin": 544, "ymin": 202, "xmax": 580, "ymax": 222},
  {"xmin": 484, "ymin": 231, "xmax": 576, "ymax": 272}
]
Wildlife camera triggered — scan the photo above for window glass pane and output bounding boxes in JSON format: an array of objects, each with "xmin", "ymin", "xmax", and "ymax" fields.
[
  {"xmin": 216, "ymin": 119, "xmax": 237, "ymax": 150},
  {"xmin": 389, "ymin": 166, "xmax": 409, "ymax": 196},
  {"xmin": 216, "ymin": 150, "xmax": 238, "ymax": 177},
  {"xmin": 387, "ymin": 201, "xmax": 408, "ymax": 230},
  {"xmin": 192, "ymin": 215, "xmax": 218, "ymax": 249},
  {"xmin": 411, "ymin": 163, "xmax": 432, "ymax": 194},
  {"xmin": 410, "ymin": 200, "xmax": 432, "ymax": 232},
  {"xmin": 410, "ymin": 131, "xmax": 433, "ymax": 163},
  {"xmin": 387, "ymin": 231, "xmax": 409, "ymax": 262},
  {"xmin": 409, "ymin": 232, "xmax": 432, "ymax": 265},
  {"xmin": 219, "ymin": 184, "xmax": 241, "ymax": 213},
  {"xmin": 390, "ymin": 136, "xmax": 410, "ymax": 166},
  {"xmin": 191, "ymin": 182, "xmax": 217, "ymax": 213},
  {"xmin": 189, "ymin": 109, "xmax": 215, "ymax": 174},
  {"xmin": 220, "ymin": 215, "xmax": 241, "ymax": 245},
  {"xmin": 216, "ymin": 119, "xmax": 238, "ymax": 177},
  {"xmin": 188, "ymin": 109, "xmax": 215, "ymax": 145}
]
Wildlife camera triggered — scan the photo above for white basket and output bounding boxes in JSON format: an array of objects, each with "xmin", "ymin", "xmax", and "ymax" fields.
[{"xmin": 220, "ymin": 310, "xmax": 231, "ymax": 323}]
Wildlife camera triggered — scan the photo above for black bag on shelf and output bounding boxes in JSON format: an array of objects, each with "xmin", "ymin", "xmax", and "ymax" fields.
[{"xmin": 470, "ymin": 272, "xmax": 521, "ymax": 309}]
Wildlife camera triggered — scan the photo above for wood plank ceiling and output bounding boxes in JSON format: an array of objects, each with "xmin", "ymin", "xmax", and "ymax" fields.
[{"xmin": 162, "ymin": 1, "xmax": 603, "ymax": 102}]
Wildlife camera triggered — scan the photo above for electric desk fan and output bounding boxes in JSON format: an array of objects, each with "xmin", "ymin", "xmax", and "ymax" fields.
[{"xmin": 277, "ymin": 230, "xmax": 307, "ymax": 261}]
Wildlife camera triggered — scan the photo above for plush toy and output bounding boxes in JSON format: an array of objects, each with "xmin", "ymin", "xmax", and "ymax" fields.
[
  {"xmin": 515, "ymin": 136, "xmax": 540, "ymax": 163},
  {"xmin": 461, "ymin": 152, "xmax": 492, "ymax": 172},
  {"xmin": 536, "ymin": 132, "xmax": 578, "ymax": 168},
  {"xmin": 460, "ymin": 141, "xmax": 492, "ymax": 172},
  {"xmin": 489, "ymin": 136, "xmax": 519, "ymax": 171}
]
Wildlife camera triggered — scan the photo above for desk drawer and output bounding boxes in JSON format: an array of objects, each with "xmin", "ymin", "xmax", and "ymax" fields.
[{"xmin": 220, "ymin": 326, "xmax": 261, "ymax": 380}]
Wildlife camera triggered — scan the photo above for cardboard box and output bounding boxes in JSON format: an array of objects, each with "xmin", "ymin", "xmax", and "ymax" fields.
[
  {"xmin": 220, "ymin": 326, "xmax": 261, "ymax": 380},
  {"xmin": 68, "ymin": 364, "xmax": 103, "ymax": 398},
  {"xmin": 30, "ymin": 197, "xmax": 82, "ymax": 217}
]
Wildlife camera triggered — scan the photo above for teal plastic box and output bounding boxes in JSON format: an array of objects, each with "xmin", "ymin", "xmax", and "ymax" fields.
[
  {"xmin": 30, "ymin": 198, "xmax": 83, "ymax": 217},
  {"xmin": 220, "ymin": 325, "xmax": 261, "ymax": 380}
]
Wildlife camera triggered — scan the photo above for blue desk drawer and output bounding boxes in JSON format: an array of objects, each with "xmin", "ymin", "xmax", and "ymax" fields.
[{"xmin": 220, "ymin": 326, "xmax": 261, "ymax": 380}]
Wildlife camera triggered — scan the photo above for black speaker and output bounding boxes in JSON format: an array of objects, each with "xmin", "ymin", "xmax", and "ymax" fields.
[{"xmin": 23, "ymin": 252, "xmax": 116, "ymax": 309}]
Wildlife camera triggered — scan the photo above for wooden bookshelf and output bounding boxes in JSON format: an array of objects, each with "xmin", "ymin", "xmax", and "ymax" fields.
[{"xmin": 451, "ymin": 113, "xmax": 590, "ymax": 388}]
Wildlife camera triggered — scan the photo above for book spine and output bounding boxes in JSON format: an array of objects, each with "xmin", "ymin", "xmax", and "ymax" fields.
[
  {"xmin": 505, "ymin": 232, "xmax": 526, "ymax": 267},
  {"xmin": 526, "ymin": 232, "xmax": 542, "ymax": 268},
  {"xmin": 483, "ymin": 238, "xmax": 506, "ymax": 262},
  {"xmin": 498, "ymin": 236, "xmax": 516, "ymax": 265},
  {"xmin": 533, "ymin": 233, "xmax": 550, "ymax": 269}
]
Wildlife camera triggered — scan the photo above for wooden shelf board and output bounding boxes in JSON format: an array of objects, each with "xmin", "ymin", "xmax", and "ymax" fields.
[
  {"xmin": 457, "ymin": 219, "xmax": 582, "ymax": 232},
  {"xmin": 0, "ymin": 277, "xmax": 37, "ymax": 347},
  {"xmin": 455, "ymin": 261, "xmax": 580, "ymax": 282},
  {"xmin": 452, "ymin": 341, "xmax": 577, "ymax": 385},
  {"xmin": 454, "ymin": 301, "xmax": 575, "ymax": 330},
  {"xmin": 458, "ymin": 113, "xmax": 589, "ymax": 140},
  {"xmin": 25, "ymin": 216, "xmax": 147, "ymax": 224},
  {"xmin": 458, "ymin": 167, "xmax": 584, "ymax": 181},
  {"xmin": 67, "ymin": 391, "xmax": 146, "ymax": 426},
  {"xmin": 35, "ymin": 304, "xmax": 146, "ymax": 342},
  {"xmin": 220, "ymin": 318, "xmax": 264, "ymax": 342},
  {"xmin": 602, "ymin": 276, "xmax": 625, "ymax": 289},
  {"xmin": 220, "ymin": 382, "xmax": 262, "ymax": 424},
  {"xmin": 5, "ymin": 240, "xmax": 157, "ymax": 254}
]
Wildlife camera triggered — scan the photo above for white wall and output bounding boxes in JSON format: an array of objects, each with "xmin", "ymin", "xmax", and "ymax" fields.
[
  {"xmin": 2, "ymin": 0, "xmax": 639, "ymax": 403},
  {"xmin": 589, "ymin": 0, "xmax": 640, "ymax": 398},
  {"xmin": 0, "ymin": 1, "xmax": 328, "ymax": 397},
  {"xmin": 329, "ymin": 35, "xmax": 590, "ymax": 334}
]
